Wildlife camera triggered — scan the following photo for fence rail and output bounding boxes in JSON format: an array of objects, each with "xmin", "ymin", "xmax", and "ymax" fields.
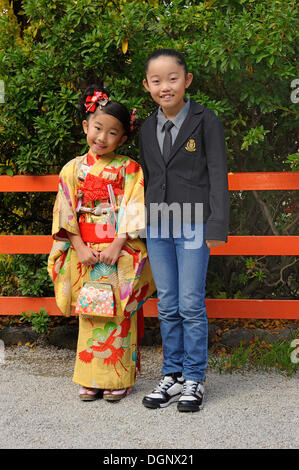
[{"xmin": 0, "ymin": 172, "xmax": 298, "ymax": 319}]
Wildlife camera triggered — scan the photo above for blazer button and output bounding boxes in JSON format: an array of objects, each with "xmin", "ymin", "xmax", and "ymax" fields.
[{"xmin": 162, "ymin": 184, "xmax": 166, "ymax": 190}]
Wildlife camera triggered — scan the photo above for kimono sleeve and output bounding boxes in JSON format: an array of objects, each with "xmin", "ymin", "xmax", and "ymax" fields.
[
  {"xmin": 116, "ymin": 160, "xmax": 146, "ymax": 239},
  {"xmin": 51, "ymin": 160, "xmax": 80, "ymax": 241}
]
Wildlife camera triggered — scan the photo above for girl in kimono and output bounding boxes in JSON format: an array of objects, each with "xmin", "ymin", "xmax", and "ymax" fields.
[{"xmin": 48, "ymin": 86, "xmax": 155, "ymax": 401}]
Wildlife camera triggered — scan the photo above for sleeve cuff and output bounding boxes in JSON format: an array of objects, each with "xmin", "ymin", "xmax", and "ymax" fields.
[{"xmin": 205, "ymin": 220, "xmax": 228, "ymax": 242}]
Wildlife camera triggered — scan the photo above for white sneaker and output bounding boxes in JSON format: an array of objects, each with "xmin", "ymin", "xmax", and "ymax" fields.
[
  {"xmin": 142, "ymin": 373, "xmax": 184, "ymax": 409},
  {"xmin": 177, "ymin": 380, "xmax": 205, "ymax": 412}
]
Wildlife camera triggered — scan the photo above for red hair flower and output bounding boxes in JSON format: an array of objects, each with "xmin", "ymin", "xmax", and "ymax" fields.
[{"xmin": 85, "ymin": 91, "xmax": 109, "ymax": 113}]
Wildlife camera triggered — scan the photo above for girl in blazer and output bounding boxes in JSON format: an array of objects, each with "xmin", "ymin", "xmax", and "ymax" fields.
[{"xmin": 139, "ymin": 49, "xmax": 229, "ymax": 412}]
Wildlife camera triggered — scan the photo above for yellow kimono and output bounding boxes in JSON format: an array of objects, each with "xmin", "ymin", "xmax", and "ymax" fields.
[{"xmin": 48, "ymin": 149, "xmax": 155, "ymax": 389}]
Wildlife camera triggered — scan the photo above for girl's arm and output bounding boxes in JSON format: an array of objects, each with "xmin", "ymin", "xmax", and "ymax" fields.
[
  {"xmin": 67, "ymin": 230, "xmax": 128, "ymax": 266},
  {"xmin": 66, "ymin": 231, "xmax": 99, "ymax": 266},
  {"xmin": 139, "ymin": 131, "xmax": 149, "ymax": 189},
  {"xmin": 204, "ymin": 110, "xmax": 230, "ymax": 243}
]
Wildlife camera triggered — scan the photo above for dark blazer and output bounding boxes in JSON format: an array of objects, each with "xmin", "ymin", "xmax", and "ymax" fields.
[{"xmin": 139, "ymin": 99, "xmax": 229, "ymax": 241}]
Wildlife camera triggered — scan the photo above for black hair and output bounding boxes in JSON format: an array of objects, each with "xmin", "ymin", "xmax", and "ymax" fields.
[
  {"xmin": 78, "ymin": 84, "xmax": 132, "ymax": 137},
  {"xmin": 145, "ymin": 48, "xmax": 188, "ymax": 75}
]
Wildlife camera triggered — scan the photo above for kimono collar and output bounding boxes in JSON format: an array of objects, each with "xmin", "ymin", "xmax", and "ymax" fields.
[{"xmin": 87, "ymin": 149, "xmax": 115, "ymax": 166}]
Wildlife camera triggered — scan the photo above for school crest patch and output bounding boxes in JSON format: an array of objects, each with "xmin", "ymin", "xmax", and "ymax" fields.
[{"xmin": 185, "ymin": 138, "xmax": 196, "ymax": 152}]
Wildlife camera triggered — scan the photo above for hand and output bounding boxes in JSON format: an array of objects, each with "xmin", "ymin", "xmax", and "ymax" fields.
[
  {"xmin": 76, "ymin": 245, "xmax": 99, "ymax": 266},
  {"xmin": 66, "ymin": 231, "xmax": 100, "ymax": 266},
  {"xmin": 99, "ymin": 243, "xmax": 122, "ymax": 266},
  {"xmin": 206, "ymin": 240, "xmax": 226, "ymax": 249},
  {"xmin": 99, "ymin": 236, "xmax": 128, "ymax": 265}
]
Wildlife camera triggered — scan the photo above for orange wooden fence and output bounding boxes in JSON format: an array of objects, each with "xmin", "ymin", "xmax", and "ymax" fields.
[{"xmin": 0, "ymin": 172, "xmax": 298, "ymax": 319}]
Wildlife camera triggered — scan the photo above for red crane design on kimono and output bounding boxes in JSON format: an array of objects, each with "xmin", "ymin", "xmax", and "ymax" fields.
[
  {"xmin": 78, "ymin": 284, "xmax": 149, "ymax": 377},
  {"xmin": 78, "ymin": 317, "xmax": 131, "ymax": 377}
]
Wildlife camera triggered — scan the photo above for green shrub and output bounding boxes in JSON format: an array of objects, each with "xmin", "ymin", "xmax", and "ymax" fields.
[
  {"xmin": 20, "ymin": 307, "xmax": 50, "ymax": 334},
  {"xmin": 0, "ymin": 0, "xmax": 298, "ymax": 300}
]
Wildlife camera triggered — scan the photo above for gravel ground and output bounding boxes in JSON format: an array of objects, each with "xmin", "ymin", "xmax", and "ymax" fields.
[{"xmin": 0, "ymin": 344, "xmax": 298, "ymax": 450}]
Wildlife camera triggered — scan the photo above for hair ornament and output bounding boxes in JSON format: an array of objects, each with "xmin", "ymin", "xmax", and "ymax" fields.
[
  {"xmin": 130, "ymin": 108, "xmax": 137, "ymax": 132},
  {"xmin": 85, "ymin": 91, "xmax": 109, "ymax": 113}
]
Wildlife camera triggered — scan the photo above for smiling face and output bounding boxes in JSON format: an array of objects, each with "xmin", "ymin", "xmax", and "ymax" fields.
[
  {"xmin": 143, "ymin": 55, "xmax": 193, "ymax": 119},
  {"xmin": 82, "ymin": 110, "xmax": 127, "ymax": 156}
]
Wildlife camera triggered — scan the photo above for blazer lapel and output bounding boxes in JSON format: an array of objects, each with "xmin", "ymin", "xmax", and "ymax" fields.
[
  {"xmin": 166, "ymin": 101, "xmax": 204, "ymax": 165},
  {"xmin": 146, "ymin": 111, "xmax": 166, "ymax": 166}
]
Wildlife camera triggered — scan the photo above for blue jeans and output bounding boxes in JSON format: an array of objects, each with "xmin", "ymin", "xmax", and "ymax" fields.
[{"xmin": 146, "ymin": 220, "xmax": 210, "ymax": 382}]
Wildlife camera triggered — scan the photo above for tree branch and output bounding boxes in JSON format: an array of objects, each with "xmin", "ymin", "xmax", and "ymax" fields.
[
  {"xmin": 252, "ymin": 190, "xmax": 280, "ymax": 235},
  {"xmin": 283, "ymin": 212, "xmax": 299, "ymax": 235},
  {"xmin": 264, "ymin": 258, "xmax": 298, "ymax": 287}
]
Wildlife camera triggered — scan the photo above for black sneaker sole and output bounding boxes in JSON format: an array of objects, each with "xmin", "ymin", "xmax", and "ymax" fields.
[
  {"xmin": 142, "ymin": 399, "xmax": 161, "ymax": 409},
  {"xmin": 177, "ymin": 400, "xmax": 204, "ymax": 412},
  {"xmin": 142, "ymin": 395, "xmax": 180, "ymax": 409}
]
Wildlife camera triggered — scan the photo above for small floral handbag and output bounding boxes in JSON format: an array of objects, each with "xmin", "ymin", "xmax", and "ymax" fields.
[{"xmin": 75, "ymin": 281, "xmax": 115, "ymax": 318}]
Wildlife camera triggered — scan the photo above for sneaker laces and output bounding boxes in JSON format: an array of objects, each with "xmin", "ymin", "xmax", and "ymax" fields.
[
  {"xmin": 153, "ymin": 376, "xmax": 175, "ymax": 394},
  {"xmin": 182, "ymin": 380, "xmax": 200, "ymax": 396}
]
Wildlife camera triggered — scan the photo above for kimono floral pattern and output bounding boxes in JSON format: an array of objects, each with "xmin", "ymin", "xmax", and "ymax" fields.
[
  {"xmin": 75, "ymin": 283, "xmax": 115, "ymax": 317},
  {"xmin": 78, "ymin": 319, "xmax": 132, "ymax": 377}
]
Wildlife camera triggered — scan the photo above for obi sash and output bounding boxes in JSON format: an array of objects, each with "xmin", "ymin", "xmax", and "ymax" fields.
[{"xmin": 79, "ymin": 222, "xmax": 116, "ymax": 243}]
